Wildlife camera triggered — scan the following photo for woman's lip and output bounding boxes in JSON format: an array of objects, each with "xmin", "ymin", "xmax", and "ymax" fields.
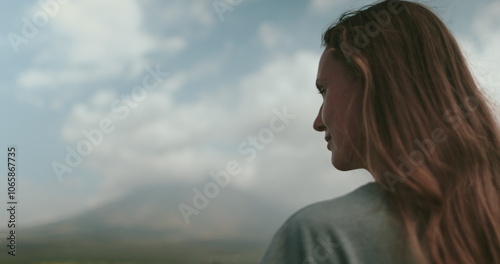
[{"xmin": 327, "ymin": 140, "xmax": 336, "ymax": 151}]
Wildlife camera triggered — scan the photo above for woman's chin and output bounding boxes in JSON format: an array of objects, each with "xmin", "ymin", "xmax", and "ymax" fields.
[{"xmin": 331, "ymin": 152, "xmax": 361, "ymax": 171}]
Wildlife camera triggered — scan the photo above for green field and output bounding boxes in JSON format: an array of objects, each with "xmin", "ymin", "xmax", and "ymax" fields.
[{"xmin": 0, "ymin": 239, "xmax": 265, "ymax": 264}]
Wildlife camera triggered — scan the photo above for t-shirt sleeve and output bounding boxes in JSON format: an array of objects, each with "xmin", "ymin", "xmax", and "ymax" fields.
[{"xmin": 258, "ymin": 209, "xmax": 347, "ymax": 264}]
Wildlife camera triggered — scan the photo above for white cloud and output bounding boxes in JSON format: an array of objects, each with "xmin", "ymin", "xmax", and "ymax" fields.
[
  {"xmin": 14, "ymin": 0, "xmax": 185, "ymax": 109},
  {"xmin": 239, "ymin": 51, "xmax": 318, "ymax": 108},
  {"xmin": 258, "ymin": 22, "xmax": 291, "ymax": 50},
  {"xmin": 159, "ymin": 37, "xmax": 187, "ymax": 52},
  {"xmin": 33, "ymin": 0, "xmax": 155, "ymax": 78},
  {"xmin": 18, "ymin": 69, "xmax": 53, "ymax": 90},
  {"xmin": 89, "ymin": 89, "xmax": 118, "ymax": 109},
  {"xmin": 58, "ymin": 70, "xmax": 223, "ymax": 198}
]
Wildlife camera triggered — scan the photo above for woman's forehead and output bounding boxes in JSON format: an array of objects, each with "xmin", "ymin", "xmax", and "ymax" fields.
[{"xmin": 318, "ymin": 51, "xmax": 346, "ymax": 79}]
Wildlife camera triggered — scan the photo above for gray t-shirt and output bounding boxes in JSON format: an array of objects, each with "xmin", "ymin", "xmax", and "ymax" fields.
[{"xmin": 258, "ymin": 182, "xmax": 418, "ymax": 264}]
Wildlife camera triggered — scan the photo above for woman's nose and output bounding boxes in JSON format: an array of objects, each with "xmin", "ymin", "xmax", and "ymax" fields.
[{"xmin": 313, "ymin": 105, "xmax": 326, "ymax": 132}]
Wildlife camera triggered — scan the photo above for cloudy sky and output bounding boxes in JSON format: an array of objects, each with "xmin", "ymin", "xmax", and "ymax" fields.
[{"xmin": 0, "ymin": 0, "xmax": 498, "ymax": 228}]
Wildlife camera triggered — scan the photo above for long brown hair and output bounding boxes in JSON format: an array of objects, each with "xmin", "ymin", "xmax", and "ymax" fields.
[{"xmin": 321, "ymin": 1, "xmax": 500, "ymax": 263}]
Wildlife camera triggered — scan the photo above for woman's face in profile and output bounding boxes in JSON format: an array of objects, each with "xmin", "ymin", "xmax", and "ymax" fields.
[{"xmin": 313, "ymin": 48, "xmax": 365, "ymax": 171}]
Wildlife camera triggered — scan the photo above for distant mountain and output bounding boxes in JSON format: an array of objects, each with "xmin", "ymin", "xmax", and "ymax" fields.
[
  {"xmin": 23, "ymin": 182, "xmax": 291, "ymax": 245},
  {"xmin": 1, "ymin": 183, "xmax": 293, "ymax": 263}
]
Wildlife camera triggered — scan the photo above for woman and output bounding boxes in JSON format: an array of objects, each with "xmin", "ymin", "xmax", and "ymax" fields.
[{"xmin": 259, "ymin": 1, "xmax": 500, "ymax": 263}]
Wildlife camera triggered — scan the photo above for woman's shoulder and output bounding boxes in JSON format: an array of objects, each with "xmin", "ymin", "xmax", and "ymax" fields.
[
  {"xmin": 289, "ymin": 182, "xmax": 391, "ymax": 223},
  {"xmin": 259, "ymin": 182, "xmax": 415, "ymax": 264},
  {"xmin": 279, "ymin": 181, "xmax": 405, "ymax": 241}
]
